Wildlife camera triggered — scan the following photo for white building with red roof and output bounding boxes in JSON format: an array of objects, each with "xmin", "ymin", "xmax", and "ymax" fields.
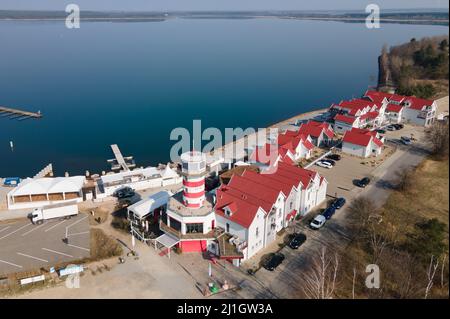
[
  {"xmin": 342, "ymin": 128, "xmax": 384, "ymax": 158},
  {"xmin": 330, "ymin": 97, "xmax": 387, "ymax": 134},
  {"xmin": 249, "ymin": 129, "xmax": 314, "ymax": 166},
  {"xmin": 364, "ymin": 90, "xmax": 437, "ymax": 127},
  {"xmin": 214, "ymin": 162, "xmax": 327, "ymax": 262},
  {"xmin": 297, "ymin": 120, "xmax": 335, "ymax": 147}
]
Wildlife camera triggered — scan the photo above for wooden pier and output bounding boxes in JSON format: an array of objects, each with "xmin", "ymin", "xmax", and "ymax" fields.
[
  {"xmin": 108, "ymin": 144, "xmax": 136, "ymax": 171},
  {"xmin": 0, "ymin": 106, "xmax": 42, "ymax": 121}
]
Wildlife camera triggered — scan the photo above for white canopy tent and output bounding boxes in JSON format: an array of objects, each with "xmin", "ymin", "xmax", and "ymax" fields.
[{"xmin": 154, "ymin": 233, "xmax": 180, "ymax": 258}]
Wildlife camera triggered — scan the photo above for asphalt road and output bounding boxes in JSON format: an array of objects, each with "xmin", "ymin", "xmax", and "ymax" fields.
[{"xmin": 0, "ymin": 213, "xmax": 90, "ymax": 275}]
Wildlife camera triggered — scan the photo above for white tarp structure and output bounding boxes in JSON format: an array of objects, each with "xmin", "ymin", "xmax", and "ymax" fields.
[
  {"xmin": 154, "ymin": 233, "xmax": 180, "ymax": 258},
  {"xmin": 98, "ymin": 166, "xmax": 182, "ymax": 197},
  {"xmin": 7, "ymin": 176, "xmax": 86, "ymax": 210},
  {"xmin": 127, "ymin": 190, "xmax": 173, "ymax": 219}
]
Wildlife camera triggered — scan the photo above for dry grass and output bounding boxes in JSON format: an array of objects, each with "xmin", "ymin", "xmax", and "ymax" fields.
[
  {"xmin": 381, "ymin": 158, "xmax": 449, "ymax": 243},
  {"xmin": 338, "ymin": 157, "xmax": 449, "ymax": 299},
  {"xmin": 90, "ymin": 228, "xmax": 123, "ymax": 261}
]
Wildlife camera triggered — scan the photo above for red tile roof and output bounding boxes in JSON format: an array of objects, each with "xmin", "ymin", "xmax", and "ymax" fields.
[
  {"xmin": 403, "ymin": 96, "xmax": 435, "ymax": 111},
  {"xmin": 298, "ymin": 121, "xmax": 334, "ymax": 139},
  {"xmin": 249, "ymin": 143, "xmax": 280, "ymax": 165},
  {"xmin": 215, "ymin": 162, "xmax": 325, "ymax": 229},
  {"xmin": 334, "ymin": 114, "xmax": 356, "ymax": 125},
  {"xmin": 343, "ymin": 128, "xmax": 383, "ymax": 148},
  {"xmin": 386, "ymin": 103, "xmax": 403, "ymax": 113}
]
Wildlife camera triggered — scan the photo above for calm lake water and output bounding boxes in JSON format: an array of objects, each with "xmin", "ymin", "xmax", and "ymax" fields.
[{"xmin": 0, "ymin": 19, "xmax": 448, "ymax": 177}]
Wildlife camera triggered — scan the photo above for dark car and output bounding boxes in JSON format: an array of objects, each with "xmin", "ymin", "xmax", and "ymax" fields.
[
  {"xmin": 326, "ymin": 154, "xmax": 341, "ymax": 161},
  {"xmin": 322, "ymin": 159, "xmax": 336, "ymax": 166},
  {"xmin": 322, "ymin": 206, "xmax": 336, "ymax": 220},
  {"xmin": 288, "ymin": 233, "xmax": 307, "ymax": 249},
  {"xmin": 356, "ymin": 177, "xmax": 371, "ymax": 188},
  {"xmin": 263, "ymin": 253, "xmax": 285, "ymax": 271},
  {"xmin": 332, "ymin": 197, "xmax": 346, "ymax": 209},
  {"xmin": 114, "ymin": 187, "xmax": 135, "ymax": 199},
  {"xmin": 386, "ymin": 125, "xmax": 397, "ymax": 131},
  {"xmin": 393, "ymin": 124, "xmax": 404, "ymax": 130}
]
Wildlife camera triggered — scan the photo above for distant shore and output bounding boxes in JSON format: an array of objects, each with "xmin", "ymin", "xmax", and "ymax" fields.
[{"xmin": 0, "ymin": 10, "xmax": 448, "ymax": 26}]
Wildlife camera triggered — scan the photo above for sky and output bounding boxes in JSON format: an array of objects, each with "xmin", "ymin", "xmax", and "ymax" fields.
[{"xmin": 0, "ymin": 0, "xmax": 448, "ymax": 12}]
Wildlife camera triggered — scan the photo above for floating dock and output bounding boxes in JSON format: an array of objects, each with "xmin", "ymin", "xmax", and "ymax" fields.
[
  {"xmin": 0, "ymin": 106, "xmax": 42, "ymax": 121},
  {"xmin": 107, "ymin": 144, "xmax": 136, "ymax": 171}
]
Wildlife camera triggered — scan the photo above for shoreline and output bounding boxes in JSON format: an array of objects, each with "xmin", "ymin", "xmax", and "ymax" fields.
[{"xmin": 0, "ymin": 16, "xmax": 447, "ymax": 26}]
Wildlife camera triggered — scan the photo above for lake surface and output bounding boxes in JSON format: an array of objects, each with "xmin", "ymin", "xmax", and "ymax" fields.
[{"xmin": 0, "ymin": 18, "xmax": 447, "ymax": 177}]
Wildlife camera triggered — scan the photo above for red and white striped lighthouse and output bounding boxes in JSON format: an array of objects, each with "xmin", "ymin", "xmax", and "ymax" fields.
[{"xmin": 181, "ymin": 151, "xmax": 206, "ymax": 209}]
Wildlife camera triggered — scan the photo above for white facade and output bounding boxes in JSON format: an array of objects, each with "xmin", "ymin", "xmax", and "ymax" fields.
[
  {"xmin": 333, "ymin": 119, "xmax": 359, "ymax": 135},
  {"xmin": 98, "ymin": 166, "xmax": 182, "ymax": 197},
  {"xmin": 402, "ymin": 102, "xmax": 437, "ymax": 127},
  {"xmin": 7, "ymin": 176, "xmax": 85, "ymax": 210},
  {"xmin": 342, "ymin": 139, "xmax": 382, "ymax": 158}
]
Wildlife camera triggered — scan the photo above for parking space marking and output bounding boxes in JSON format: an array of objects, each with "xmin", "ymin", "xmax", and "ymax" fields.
[
  {"xmin": 0, "ymin": 226, "xmax": 11, "ymax": 233},
  {"xmin": 21, "ymin": 223, "xmax": 45, "ymax": 236},
  {"xmin": 42, "ymin": 248, "xmax": 73, "ymax": 258},
  {"xmin": 66, "ymin": 215, "xmax": 89, "ymax": 230},
  {"xmin": 67, "ymin": 231, "xmax": 89, "ymax": 237},
  {"xmin": 0, "ymin": 259, "xmax": 22, "ymax": 269},
  {"xmin": 17, "ymin": 252, "xmax": 48, "ymax": 263},
  {"xmin": 67, "ymin": 244, "xmax": 90, "ymax": 252},
  {"xmin": 44, "ymin": 220, "xmax": 67, "ymax": 232},
  {"xmin": 0, "ymin": 223, "xmax": 32, "ymax": 240}
]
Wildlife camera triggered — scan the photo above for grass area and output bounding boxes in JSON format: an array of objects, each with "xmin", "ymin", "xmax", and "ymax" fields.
[
  {"xmin": 338, "ymin": 157, "xmax": 449, "ymax": 299},
  {"xmin": 90, "ymin": 228, "xmax": 123, "ymax": 261},
  {"xmin": 382, "ymin": 158, "xmax": 449, "ymax": 241}
]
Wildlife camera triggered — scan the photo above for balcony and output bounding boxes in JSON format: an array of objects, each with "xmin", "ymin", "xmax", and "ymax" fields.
[{"xmin": 160, "ymin": 221, "xmax": 220, "ymax": 240}]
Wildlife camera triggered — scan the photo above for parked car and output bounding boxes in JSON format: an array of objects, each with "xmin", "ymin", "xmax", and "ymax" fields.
[
  {"xmin": 386, "ymin": 125, "xmax": 397, "ymax": 131},
  {"xmin": 288, "ymin": 233, "xmax": 307, "ymax": 249},
  {"xmin": 316, "ymin": 160, "xmax": 333, "ymax": 169},
  {"xmin": 322, "ymin": 159, "xmax": 336, "ymax": 166},
  {"xmin": 356, "ymin": 177, "xmax": 371, "ymax": 188},
  {"xmin": 114, "ymin": 187, "xmax": 135, "ymax": 199},
  {"xmin": 400, "ymin": 136, "xmax": 412, "ymax": 145},
  {"xmin": 394, "ymin": 124, "xmax": 404, "ymax": 130},
  {"xmin": 332, "ymin": 197, "xmax": 346, "ymax": 209},
  {"xmin": 326, "ymin": 154, "xmax": 341, "ymax": 161},
  {"xmin": 310, "ymin": 215, "xmax": 326, "ymax": 229},
  {"xmin": 322, "ymin": 206, "xmax": 336, "ymax": 220},
  {"xmin": 262, "ymin": 253, "xmax": 285, "ymax": 271},
  {"xmin": 376, "ymin": 129, "xmax": 386, "ymax": 134}
]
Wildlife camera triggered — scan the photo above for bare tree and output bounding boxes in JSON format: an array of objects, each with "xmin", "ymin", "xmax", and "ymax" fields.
[
  {"xmin": 441, "ymin": 254, "xmax": 447, "ymax": 289},
  {"xmin": 395, "ymin": 168, "xmax": 416, "ymax": 192},
  {"xmin": 352, "ymin": 267, "xmax": 357, "ymax": 299},
  {"xmin": 368, "ymin": 231, "xmax": 389, "ymax": 264},
  {"xmin": 424, "ymin": 255, "xmax": 439, "ymax": 299},
  {"xmin": 425, "ymin": 121, "xmax": 449, "ymax": 159},
  {"xmin": 347, "ymin": 197, "xmax": 379, "ymax": 233},
  {"xmin": 301, "ymin": 247, "xmax": 339, "ymax": 299}
]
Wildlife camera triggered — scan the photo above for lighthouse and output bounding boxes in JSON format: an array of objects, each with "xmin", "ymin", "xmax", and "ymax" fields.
[{"xmin": 180, "ymin": 151, "xmax": 207, "ymax": 209}]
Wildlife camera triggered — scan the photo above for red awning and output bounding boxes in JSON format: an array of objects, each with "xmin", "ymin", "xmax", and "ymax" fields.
[{"xmin": 286, "ymin": 209, "xmax": 297, "ymax": 220}]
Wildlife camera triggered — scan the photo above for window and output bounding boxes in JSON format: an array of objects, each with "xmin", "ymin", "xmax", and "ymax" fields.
[
  {"xmin": 256, "ymin": 227, "xmax": 259, "ymax": 237},
  {"xmin": 186, "ymin": 223, "xmax": 203, "ymax": 234},
  {"xmin": 169, "ymin": 217, "xmax": 181, "ymax": 232},
  {"xmin": 290, "ymin": 202, "xmax": 293, "ymax": 210},
  {"xmin": 226, "ymin": 223, "xmax": 230, "ymax": 233}
]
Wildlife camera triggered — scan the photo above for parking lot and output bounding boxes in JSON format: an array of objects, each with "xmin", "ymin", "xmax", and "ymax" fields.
[
  {"xmin": 0, "ymin": 214, "xmax": 90, "ymax": 275},
  {"xmin": 313, "ymin": 153, "xmax": 374, "ymax": 198}
]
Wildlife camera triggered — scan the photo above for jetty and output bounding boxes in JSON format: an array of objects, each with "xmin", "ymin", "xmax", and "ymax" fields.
[
  {"xmin": 107, "ymin": 144, "xmax": 136, "ymax": 171},
  {"xmin": 0, "ymin": 106, "xmax": 42, "ymax": 121}
]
